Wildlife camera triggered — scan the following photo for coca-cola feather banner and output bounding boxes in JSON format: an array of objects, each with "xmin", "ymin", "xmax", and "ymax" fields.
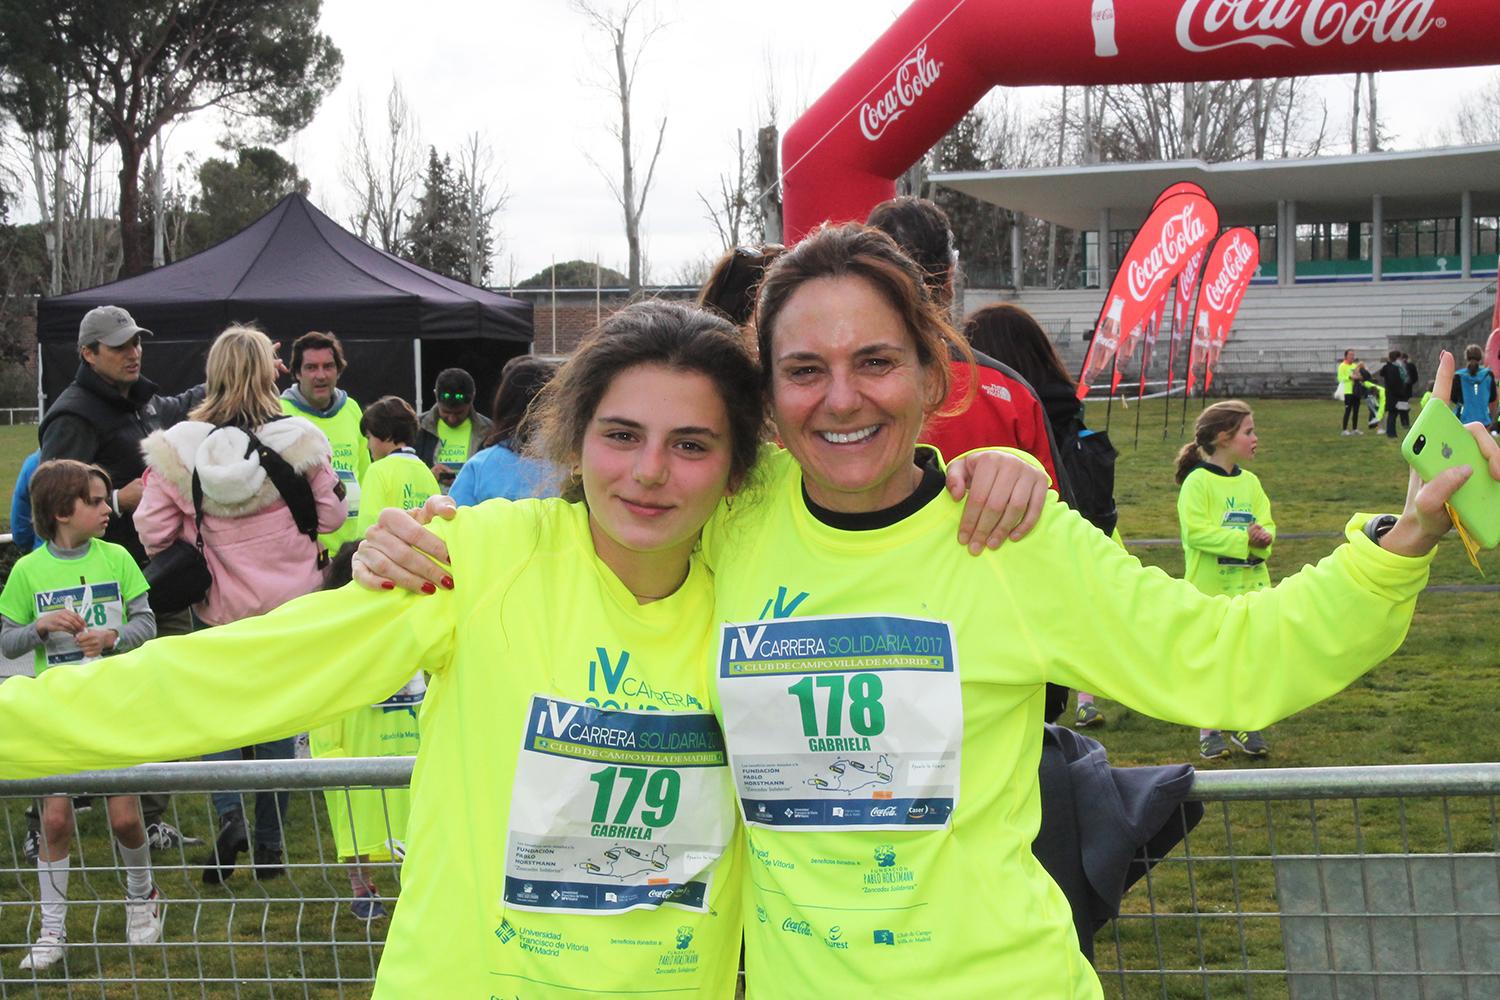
[
  {"xmin": 1187, "ymin": 227, "xmax": 1259, "ymax": 396},
  {"xmin": 1078, "ymin": 188, "xmax": 1218, "ymax": 399}
]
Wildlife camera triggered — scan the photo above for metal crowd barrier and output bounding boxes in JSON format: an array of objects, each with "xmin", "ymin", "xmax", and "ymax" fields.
[{"xmin": 0, "ymin": 759, "xmax": 1496, "ymax": 998}]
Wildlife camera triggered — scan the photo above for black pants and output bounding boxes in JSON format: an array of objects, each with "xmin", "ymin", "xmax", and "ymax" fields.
[
  {"xmin": 1342, "ymin": 392, "xmax": 1363, "ymax": 430},
  {"xmin": 1386, "ymin": 403, "xmax": 1410, "ymax": 438}
]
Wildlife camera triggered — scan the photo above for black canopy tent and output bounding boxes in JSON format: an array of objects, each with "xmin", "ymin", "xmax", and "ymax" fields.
[{"xmin": 36, "ymin": 193, "xmax": 533, "ymax": 415}]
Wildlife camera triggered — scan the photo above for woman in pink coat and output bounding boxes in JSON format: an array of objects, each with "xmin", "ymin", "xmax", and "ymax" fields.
[{"xmin": 135, "ymin": 323, "xmax": 346, "ymax": 883}]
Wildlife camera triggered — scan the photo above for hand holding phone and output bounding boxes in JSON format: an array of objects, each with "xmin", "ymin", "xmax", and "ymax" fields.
[{"xmin": 1401, "ymin": 398, "xmax": 1500, "ymax": 550}]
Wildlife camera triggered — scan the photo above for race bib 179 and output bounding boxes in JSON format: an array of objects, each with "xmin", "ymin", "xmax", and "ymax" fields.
[
  {"xmin": 502, "ymin": 696, "xmax": 734, "ymax": 915},
  {"xmin": 717, "ymin": 614, "xmax": 961, "ymax": 832}
]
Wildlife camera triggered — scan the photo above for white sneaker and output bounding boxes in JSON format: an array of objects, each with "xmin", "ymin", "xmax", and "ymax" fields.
[
  {"xmin": 125, "ymin": 887, "xmax": 164, "ymax": 946},
  {"xmin": 19, "ymin": 933, "xmax": 65, "ymax": 971}
]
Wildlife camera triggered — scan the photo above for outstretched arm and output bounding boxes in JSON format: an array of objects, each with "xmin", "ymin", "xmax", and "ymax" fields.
[{"xmin": 0, "ymin": 585, "xmax": 455, "ymax": 779}]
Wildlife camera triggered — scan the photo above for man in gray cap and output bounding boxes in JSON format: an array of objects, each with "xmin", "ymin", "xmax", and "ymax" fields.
[
  {"xmin": 35, "ymin": 305, "xmax": 205, "ymax": 851},
  {"xmin": 38, "ymin": 306, "xmax": 204, "ymax": 565}
]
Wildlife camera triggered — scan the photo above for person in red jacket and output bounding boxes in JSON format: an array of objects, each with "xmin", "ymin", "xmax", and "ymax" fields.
[{"xmin": 865, "ymin": 197, "xmax": 1062, "ymax": 505}]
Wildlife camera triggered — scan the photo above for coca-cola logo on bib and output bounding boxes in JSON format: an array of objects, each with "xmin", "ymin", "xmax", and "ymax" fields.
[
  {"xmin": 1126, "ymin": 202, "xmax": 1207, "ymax": 302},
  {"xmin": 859, "ymin": 45, "xmax": 942, "ymax": 142},
  {"xmin": 1204, "ymin": 235, "xmax": 1256, "ymax": 310},
  {"xmin": 1176, "ymin": 0, "xmax": 1443, "ymax": 52}
]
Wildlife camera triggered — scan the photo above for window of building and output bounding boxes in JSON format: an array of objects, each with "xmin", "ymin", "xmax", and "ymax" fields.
[{"xmin": 1475, "ymin": 216, "xmax": 1499, "ymax": 256}]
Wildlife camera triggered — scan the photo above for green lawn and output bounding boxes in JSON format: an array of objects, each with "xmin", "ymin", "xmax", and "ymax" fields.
[
  {"xmin": 0, "ymin": 424, "xmax": 35, "ymax": 535},
  {"xmin": 1, "ymin": 398, "xmax": 1496, "ymax": 998}
]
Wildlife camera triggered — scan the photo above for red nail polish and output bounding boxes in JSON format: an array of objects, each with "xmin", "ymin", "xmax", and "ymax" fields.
[
  {"xmin": 381, "ymin": 581, "xmax": 395, "ymax": 591},
  {"xmin": 421, "ymin": 582, "xmax": 436, "ymax": 595},
  {"xmin": 441, "ymin": 575, "xmax": 455, "ymax": 590}
]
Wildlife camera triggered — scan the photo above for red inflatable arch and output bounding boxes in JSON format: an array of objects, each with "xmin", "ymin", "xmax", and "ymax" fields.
[{"xmin": 782, "ymin": 0, "xmax": 1500, "ymax": 240}]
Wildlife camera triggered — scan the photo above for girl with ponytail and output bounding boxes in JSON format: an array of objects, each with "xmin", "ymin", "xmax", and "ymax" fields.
[{"xmin": 1176, "ymin": 401, "xmax": 1277, "ymax": 762}]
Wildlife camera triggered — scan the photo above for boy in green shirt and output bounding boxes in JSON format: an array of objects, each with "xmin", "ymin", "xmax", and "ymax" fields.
[
  {"xmin": 354, "ymin": 396, "xmax": 442, "ymax": 538},
  {"xmin": 0, "ymin": 459, "xmax": 162, "ymax": 969}
]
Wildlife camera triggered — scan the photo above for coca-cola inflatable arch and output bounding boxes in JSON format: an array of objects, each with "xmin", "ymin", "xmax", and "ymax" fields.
[{"xmin": 782, "ymin": 0, "xmax": 1500, "ymax": 240}]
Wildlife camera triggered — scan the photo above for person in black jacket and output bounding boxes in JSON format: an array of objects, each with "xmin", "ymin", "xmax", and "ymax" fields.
[
  {"xmin": 35, "ymin": 304, "xmax": 203, "ymax": 852},
  {"xmin": 38, "ymin": 307, "xmax": 204, "ymax": 568},
  {"xmin": 1379, "ymin": 349, "xmax": 1413, "ymax": 438}
]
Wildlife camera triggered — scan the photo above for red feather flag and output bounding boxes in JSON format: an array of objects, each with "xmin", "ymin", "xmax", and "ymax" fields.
[
  {"xmin": 1187, "ymin": 228, "xmax": 1259, "ymax": 397},
  {"xmin": 1078, "ymin": 187, "xmax": 1218, "ymax": 399}
]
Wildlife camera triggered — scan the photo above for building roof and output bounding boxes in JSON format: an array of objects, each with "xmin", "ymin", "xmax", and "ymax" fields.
[{"xmin": 932, "ymin": 143, "xmax": 1500, "ymax": 230}]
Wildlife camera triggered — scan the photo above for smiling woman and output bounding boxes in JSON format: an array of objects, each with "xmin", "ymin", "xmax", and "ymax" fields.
[{"xmin": 696, "ymin": 222, "xmax": 1471, "ymax": 999}]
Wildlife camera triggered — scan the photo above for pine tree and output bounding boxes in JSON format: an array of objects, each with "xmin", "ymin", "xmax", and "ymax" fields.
[{"xmin": 403, "ymin": 147, "xmax": 467, "ymax": 280}]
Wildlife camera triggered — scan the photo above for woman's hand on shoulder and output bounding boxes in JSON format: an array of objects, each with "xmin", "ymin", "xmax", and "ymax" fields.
[
  {"xmin": 944, "ymin": 449, "xmax": 1049, "ymax": 554},
  {"xmin": 351, "ymin": 496, "xmax": 458, "ymax": 594}
]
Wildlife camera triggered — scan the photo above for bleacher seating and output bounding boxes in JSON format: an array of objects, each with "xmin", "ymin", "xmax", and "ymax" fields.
[{"xmin": 964, "ymin": 277, "xmax": 1497, "ymax": 396}]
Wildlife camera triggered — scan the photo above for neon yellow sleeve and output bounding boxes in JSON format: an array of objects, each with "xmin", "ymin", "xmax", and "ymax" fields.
[
  {"xmin": 1023, "ymin": 498, "xmax": 1431, "ymax": 731},
  {"xmin": 1178, "ymin": 470, "xmax": 1250, "ymax": 560},
  {"xmin": 0, "ymin": 584, "xmax": 456, "ymax": 778}
]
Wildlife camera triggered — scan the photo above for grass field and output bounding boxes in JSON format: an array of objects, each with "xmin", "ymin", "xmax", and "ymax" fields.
[{"xmin": 0, "ymin": 397, "xmax": 1495, "ymax": 997}]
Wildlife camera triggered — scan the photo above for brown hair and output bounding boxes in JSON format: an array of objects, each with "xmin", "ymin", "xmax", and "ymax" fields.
[
  {"xmin": 30, "ymin": 459, "xmax": 111, "ymax": 542},
  {"xmin": 189, "ymin": 324, "xmax": 282, "ymax": 427},
  {"xmin": 963, "ymin": 303, "xmax": 1074, "ymax": 392},
  {"xmin": 290, "ymin": 330, "xmax": 347, "ymax": 374},
  {"xmin": 359, "ymin": 395, "xmax": 420, "ymax": 446},
  {"xmin": 1465, "ymin": 343, "xmax": 1484, "ymax": 365},
  {"xmin": 531, "ymin": 300, "xmax": 765, "ymax": 502},
  {"xmin": 1174, "ymin": 400, "xmax": 1254, "ymax": 484},
  {"xmin": 484, "ymin": 355, "xmax": 557, "ymax": 449},
  {"xmin": 698, "ymin": 244, "xmax": 786, "ymax": 327},
  {"xmin": 865, "ymin": 196, "xmax": 956, "ymax": 309},
  {"xmin": 752, "ymin": 222, "xmax": 971, "ymax": 415}
]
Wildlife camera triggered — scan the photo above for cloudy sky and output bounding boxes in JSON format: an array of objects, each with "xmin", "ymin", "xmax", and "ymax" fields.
[{"xmin": 120, "ymin": 1, "xmax": 1500, "ymax": 284}]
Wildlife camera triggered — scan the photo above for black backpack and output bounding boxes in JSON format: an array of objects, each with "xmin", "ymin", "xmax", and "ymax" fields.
[{"xmin": 1056, "ymin": 420, "xmax": 1119, "ymax": 538}]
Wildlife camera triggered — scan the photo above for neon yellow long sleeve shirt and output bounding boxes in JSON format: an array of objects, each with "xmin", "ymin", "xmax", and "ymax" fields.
[
  {"xmin": 1177, "ymin": 463, "xmax": 1276, "ymax": 596},
  {"xmin": 704, "ymin": 447, "xmax": 1430, "ymax": 1000},
  {"xmin": 0, "ymin": 499, "xmax": 743, "ymax": 999}
]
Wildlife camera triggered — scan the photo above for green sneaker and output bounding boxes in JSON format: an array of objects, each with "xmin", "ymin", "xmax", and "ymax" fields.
[
  {"xmin": 1074, "ymin": 702, "xmax": 1104, "ymax": 729},
  {"xmin": 1198, "ymin": 731, "xmax": 1231, "ymax": 760},
  {"xmin": 1229, "ymin": 730, "xmax": 1270, "ymax": 758}
]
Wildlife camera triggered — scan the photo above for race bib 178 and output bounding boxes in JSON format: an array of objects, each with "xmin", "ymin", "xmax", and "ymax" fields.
[
  {"xmin": 502, "ymin": 696, "xmax": 734, "ymax": 915},
  {"xmin": 717, "ymin": 614, "xmax": 961, "ymax": 832}
]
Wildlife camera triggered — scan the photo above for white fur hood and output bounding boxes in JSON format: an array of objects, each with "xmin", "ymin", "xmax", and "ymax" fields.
[{"xmin": 141, "ymin": 417, "xmax": 332, "ymax": 518}]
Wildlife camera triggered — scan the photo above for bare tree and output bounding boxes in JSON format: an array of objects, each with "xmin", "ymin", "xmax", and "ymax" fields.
[
  {"xmin": 1088, "ymin": 79, "xmax": 1325, "ymax": 162},
  {"xmin": 340, "ymin": 78, "xmax": 422, "ymax": 252},
  {"xmin": 699, "ymin": 128, "xmax": 754, "ymax": 249},
  {"xmin": 454, "ymin": 131, "xmax": 509, "ymax": 285},
  {"xmin": 752, "ymin": 48, "xmax": 788, "ymax": 245},
  {"xmin": 1450, "ymin": 73, "xmax": 1500, "ymax": 143},
  {"xmin": 574, "ymin": 0, "xmax": 667, "ymax": 294},
  {"xmin": 16, "ymin": 91, "xmax": 121, "ymax": 292},
  {"xmin": 1351, "ymin": 72, "xmax": 1363, "ymax": 154}
]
